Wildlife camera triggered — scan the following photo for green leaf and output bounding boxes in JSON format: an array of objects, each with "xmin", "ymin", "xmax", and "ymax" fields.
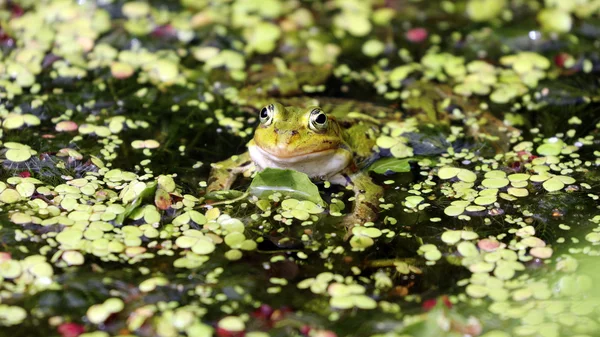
[
  {"xmin": 248, "ymin": 168, "xmax": 325, "ymax": 206},
  {"xmin": 368, "ymin": 158, "xmax": 412, "ymax": 174}
]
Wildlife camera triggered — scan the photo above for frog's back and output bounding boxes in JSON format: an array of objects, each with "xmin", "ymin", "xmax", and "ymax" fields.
[{"xmin": 338, "ymin": 116, "xmax": 380, "ymax": 168}]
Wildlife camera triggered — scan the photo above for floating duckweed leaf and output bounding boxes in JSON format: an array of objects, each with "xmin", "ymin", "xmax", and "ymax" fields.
[
  {"xmin": 481, "ymin": 178, "xmax": 509, "ymax": 189},
  {"xmin": 355, "ymin": 227, "xmax": 382, "ymax": 238},
  {"xmin": 249, "ymin": 168, "xmax": 324, "ymax": 206},
  {"xmin": 0, "ymin": 305, "xmax": 27, "ymax": 326},
  {"xmin": 405, "ymin": 195, "xmax": 424, "ymax": 208},
  {"xmin": 508, "ymin": 173, "xmax": 530, "ymax": 182},
  {"xmin": 466, "ymin": 284, "xmax": 489, "ymax": 298},
  {"xmin": 537, "ymin": 139, "xmax": 565, "ymax": 156},
  {"xmin": 350, "ymin": 235, "xmax": 375, "ymax": 249},
  {"xmin": 0, "ymin": 260, "xmax": 22, "ymax": 279},
  {"xmin": 507, "ymin": 187, "xmax": 529, "ymax": 197},
  {"xmin": 204, "ymin": 50, "xmax": 246, "ymax": 71},
  {"xmin": 585, "ymin": 232, "xmax": 600, "ymax": 243},
  {"xmin": 87, "ymin": 298, "xmax": 124, "ymax": 325},
  {"xmin": 467, "ymin": 0, "xmax": 506, "ymax": 21},
  {"xmin": 457, "ymin": 241, "xmax": 479, "ymax": 257},
  {"xmin": 0, "ymin": 189, "xmax": 21, "ymax": 203},
  {"xmin": 538, "ymin": 8, "xmax": 572, "ymax": 33},
  {"xmin": 542, "ymin": 177, "xmax": 565, "ymax": 192},
  {"xmin": 139, "ymin": 277, "xmax": 168, "ymax": 292},
  {"xmin": 218, "ymin": 316, "xmax": 245, "ymax": 332},
  {"xmin": 369, "ymin": 158, "xmax": 411, "ymax": 174},
  {"xmin": 307, "ymin": 40, "xmax": 341, "ymax": 65},
  {"xmin": 556, "ymin": 175, "xmax": 575, "ymax": 184},
  {"xmin": 469, "ymin": 261, "xmax": 495, "ymax": 273},
  {"xmin": 493, "ymin": 263, "xmax": 515, "ymax": 280},
  {"xmin": 362, "ymin": 39, "xmax": 385, "ymax": 57},
  {"xmin": 122, "ymin": 2, "xmax": 150, "ymax": 18},
  {"xmin": 457, "ymin": 169, "xmax": 477, "ymax": 183},
  {"xmin": 111, "ymin": 62, "xmax": 135, "ymax": 79},
  {"xmin": 191, "ymin": 238, "xmax": 216, "ymax": 255},
  {"xmin": 193, "ymin": 47, "xmax": 220, "ymax": 62},
  {"xmin": 328, "ymin": 283, "xmax": 377, "ymax": 309},
  {"xmin": 132, "ymin": 139, "xmax": 160, "ymax": 149},
  {"xmin": 424, "ymin": 249, "xmax": 442, "ymax": 261},
  {"xmin": 441, "ymin": 230, "xmax": 462, "ymax": 245},
  {"xmin": 5, "ymin": 147, "xmax": 33, "ymax": 162},
  {"xmin": 219, "ymin": 217, "xmax": 244, "ymax": 233},
  {"xmin": 157, "ymin": 175, "xmax": 176, "ymax": 193},
  {"xmin": 225, "ymin": 249, "xmax": 243, "ymax": 261},
  {"xmin": 438, "ymin": 167, "xmax": 460, "ymax": 180},
  {"xmin": 55, "ymin": 120, "xmax": 79, "ymax": 132},
  {"xmin": 334, "ymin": 9, "xmax": 372, "ymax": 37},
  {"xmin": 462, "ymin": 231, "xmax": 478, "ymax": 240},
  {"xmin": 530, "ymin": 247, "xmax": 553, "ymax": 259},
  {"xmin": 62, "ymin": 251, "xmax": 84, "ymax": 266},
  {"xmin": 484, "ymin": 171, "xmax": 506, "ymax": 179},
  {"xmin": 474, "ymin": 195, "xmax": 496, "ymax": 205},
  {"xmin": 418, "ymin": 244, "xmax": 442, "ymax": 261},
  {"xmin": 10, "ymin": 212, "xmax": 31, "ymax": 224},
  {"xmin": 521, "ymin": 237, "xmax": 545, "ymax": 248},
  {"xmin": 444, "ymin": 205, "xmax": 465, "ymax": 216},
  {"xmin": 224, "ymin": 232, "xmax": 245, "ymax": 247},
  {"xmin": 376, "ymin": 135, "xmax": 414, "ymax": 158},
  {"xmin": 3, "ymin": 115, "xmax": 25, "ymax": 129},
  {"xmin": 245, "ymin": 22, "xmax": 281, "ymax": 54},
  {"xmin": 290, "ymin": 209, "xmax": 310, "ymax": 220}
]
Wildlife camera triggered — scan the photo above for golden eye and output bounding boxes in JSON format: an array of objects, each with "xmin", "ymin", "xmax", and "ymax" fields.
[
  {"xmin": 309, "ymin": 108, "xmax": 328, "ymax": 131},
  {"xmin": 259, "ymin": 104, "xmax": 274, "ymax": 125}
]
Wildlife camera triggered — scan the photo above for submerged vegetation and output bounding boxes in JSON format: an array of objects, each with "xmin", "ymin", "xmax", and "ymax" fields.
[{"xmin": 0, "ymin": 0, "xmax": 600, "ymax": 336}]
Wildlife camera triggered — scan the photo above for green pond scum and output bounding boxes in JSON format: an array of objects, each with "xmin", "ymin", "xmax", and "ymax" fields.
[{"xmin": 0, "ymin": 0, "xmax": 599, "ymax": 336}]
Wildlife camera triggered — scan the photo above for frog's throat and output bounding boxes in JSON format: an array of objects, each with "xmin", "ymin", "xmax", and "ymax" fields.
[{"xmin": 248, "ymin": 144, "xmax": 352, "ymax": 179}]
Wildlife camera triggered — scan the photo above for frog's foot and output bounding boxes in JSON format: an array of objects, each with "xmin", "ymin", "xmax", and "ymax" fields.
[
  {"xmin": 337, "ymin": 171, "xmax": 384, "ymax": 240},
  {"xmin": 206, "ymin": 152, "xmax": 253, "ymax": 193},
  {"xmin": 340, "ymin": 215, "xmax": 365, "ymax": 241}
]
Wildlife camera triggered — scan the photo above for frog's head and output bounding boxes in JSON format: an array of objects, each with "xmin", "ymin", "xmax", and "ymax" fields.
[
  {"xmin": 253, "ymin": 102, "xmax": 345, "ymax": 157},
  {"xmin": 248, "ymin": 102, "xmax": 352, "ymax": 178}
]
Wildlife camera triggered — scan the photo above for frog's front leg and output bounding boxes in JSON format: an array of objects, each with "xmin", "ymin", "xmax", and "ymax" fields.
[
  {"xmin": 207, "ymin": 152, "xmax": 254, "ymax": 192},
  {"xmin": 337, "ymin": 170, "xmax": 384, "ymax": 233}
]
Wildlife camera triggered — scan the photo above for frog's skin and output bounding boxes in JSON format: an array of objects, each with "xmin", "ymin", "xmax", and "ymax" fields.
[{"xmin": 207, "ymin": 102, "xmax": 384, "ymax": 231}]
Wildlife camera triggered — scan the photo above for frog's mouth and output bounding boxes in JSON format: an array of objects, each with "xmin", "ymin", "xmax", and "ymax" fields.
[{"xmin": 248, "ymin": 144, "xmax": 352, "ymax": 179}]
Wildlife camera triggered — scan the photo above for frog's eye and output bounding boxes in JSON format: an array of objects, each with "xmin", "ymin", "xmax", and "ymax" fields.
[
  {"xmin": 259, "ymin": 104, "xmax": 274, "ymax": 125},
  {"xmin": 309, "ymin": 108, "xmax": 328, "ymax": 131}
]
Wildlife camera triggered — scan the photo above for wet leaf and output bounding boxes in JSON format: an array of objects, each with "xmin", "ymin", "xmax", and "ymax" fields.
[{"xmin": 249, "ymin": 168, "xmax": 324, "ymax": 206}]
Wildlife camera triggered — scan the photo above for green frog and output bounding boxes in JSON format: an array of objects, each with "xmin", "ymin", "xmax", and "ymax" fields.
[{"xmin": 207, "ymin": 102, "xmax": 384, "ymax": 230}]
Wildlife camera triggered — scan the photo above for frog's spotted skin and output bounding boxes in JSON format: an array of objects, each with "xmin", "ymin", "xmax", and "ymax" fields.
[{"xmin": 208, "ymin": 102, "xmax": 384, "ymax": 232}]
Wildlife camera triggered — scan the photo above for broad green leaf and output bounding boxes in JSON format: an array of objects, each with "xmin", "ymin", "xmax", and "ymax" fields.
[{"xmin": 249, "ymin": 168, "xmax": 324, "ymax": 206}]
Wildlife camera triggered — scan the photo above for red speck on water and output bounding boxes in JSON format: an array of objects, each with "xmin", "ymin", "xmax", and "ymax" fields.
[
  {"xmin": 422, "ymin": 295, "xmax": 452, "ymax": 311},
  {"xmin": 57, "ymin": 323, "xmax": 85, "ymax": 337},
  {"xmin": 406, "ymin": 28, "xmax": 428, "ymax": 43}
]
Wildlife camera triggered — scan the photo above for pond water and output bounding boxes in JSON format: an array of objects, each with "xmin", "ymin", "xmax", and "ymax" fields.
[{"xmin": 1, "ymin": 1, "xmax": 600, "ymax": 337}]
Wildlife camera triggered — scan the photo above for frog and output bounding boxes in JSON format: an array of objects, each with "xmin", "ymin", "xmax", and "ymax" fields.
[{"xmin": 207, "ymin": 102, "xmax": 384, "ymax": 232}]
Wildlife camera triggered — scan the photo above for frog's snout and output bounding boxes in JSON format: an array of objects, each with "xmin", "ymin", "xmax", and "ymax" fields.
[{"xmin": 274, "ymin": 129, "xmax": 299, "ymax": 148}]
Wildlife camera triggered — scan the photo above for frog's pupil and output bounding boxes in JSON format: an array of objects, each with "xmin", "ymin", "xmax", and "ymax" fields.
[
  {"xmin": 315, "ymin": 113, "xmax": 326, "ymax": 124},
  {"xmin": 260, "ymin": 108, "xmax": 268, "ymax": 119}
]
